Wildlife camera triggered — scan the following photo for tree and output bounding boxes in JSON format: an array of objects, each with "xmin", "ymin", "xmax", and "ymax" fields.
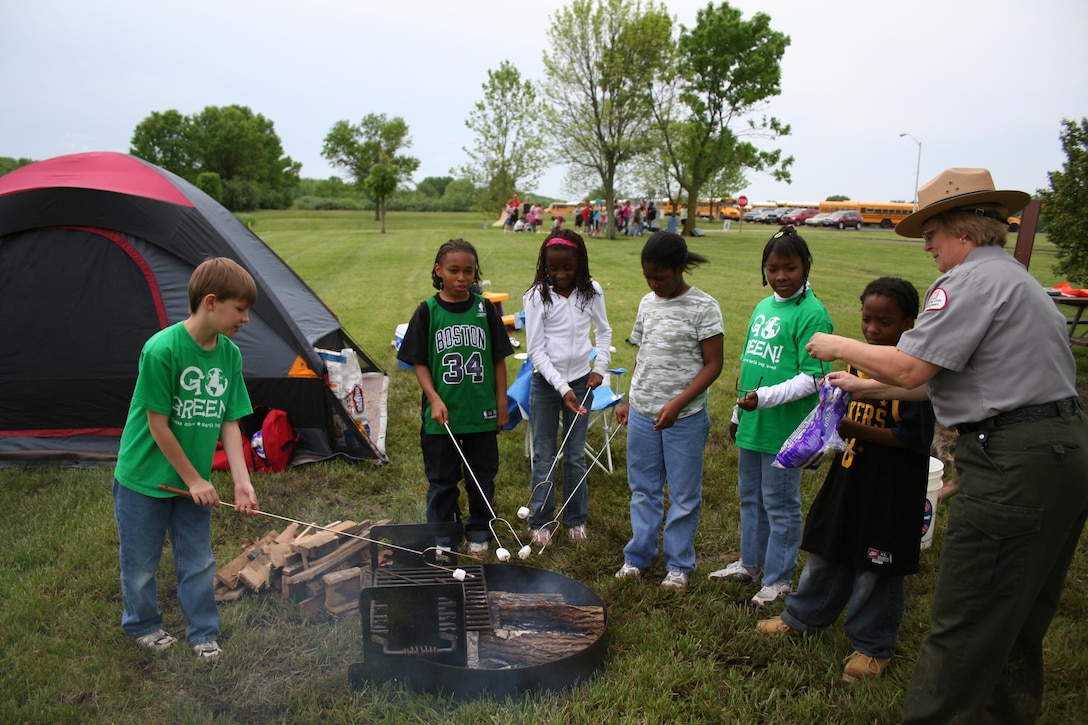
[
  {"xmin": 542, "ymin": 0, "xmax": 674, "ymax": 238},
  {"xmin": 131, "ymin": 110, "xmax": 198, "ymax": 180},
  {"xmin": 130, "ymin": 106, "xmax": 300, "ymax": 211},
  {"xmin": 0, "ymin": 156, "xmax": 35, "ymax": 177},
  {"xmin": 322, "ymin": 114, "xmax": 420, "ymax": 233},
  {"xmin": 654, "ymin": 2, "xmax": 792, "ymax": 235},
  {"xmin": 826, "ymin": 194, "xmax": 851, "ymax": 201},
  {"xmin": 416, "ymin": 176, "xmax": 454, "ymax": 198},
  {"xmin": 1040, "ymin": 117, "xmax": 1088, "ymax": 286},
  {"xmin": 457, "ymin": 60, "xmax": 548, "ymax": 214}
]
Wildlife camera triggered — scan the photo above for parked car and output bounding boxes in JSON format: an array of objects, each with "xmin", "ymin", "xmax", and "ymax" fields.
[
  {"xmin": 762, "ymin": 207, "xmax": 796, "ymax": 224},
  {"xmin": 805, "ymin": 213, "xmax": 833, "ymax": 227},
  {"xmin": 826, "ymin": 210, "xmax": 864, "ymax": 230},
  {"xmin": 744, "ymin": 207, "xmax": 773, "ymax": 222},
  {"xmin": 781, "ymin": 208, "xmax": 818, "ymax": 225}
]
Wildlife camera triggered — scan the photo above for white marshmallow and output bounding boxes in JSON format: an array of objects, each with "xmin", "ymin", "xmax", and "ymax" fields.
[
  {"xmin": 517, "ymin": 506, "xmax": 530, "ymax": 520},
  {"xmin": 452, "ymin": 568, "xmax": 466, "ymax": 581},
  {"xmin": 518, "ymin": 545, "xmax": 532, "ymax": 560},
  {"xmin": 496, "ymin": 547, "xmax": 511, "ymax": 562}
]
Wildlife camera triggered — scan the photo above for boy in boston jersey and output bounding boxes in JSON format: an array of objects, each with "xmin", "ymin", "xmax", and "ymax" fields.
[{"xmin": 398, "ymin": 239, "xmax": 513, "ymax": 554}]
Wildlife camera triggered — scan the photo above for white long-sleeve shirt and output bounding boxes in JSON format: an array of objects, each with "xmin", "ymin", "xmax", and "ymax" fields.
[{"xmin": 523, "ymin": 280, "xmax": 612, "ymax": 397}]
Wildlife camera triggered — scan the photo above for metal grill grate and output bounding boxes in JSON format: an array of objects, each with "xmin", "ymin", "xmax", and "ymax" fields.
[{"xmin": 370, "ymin": 565, "xmax": 494, "ymax": 631}]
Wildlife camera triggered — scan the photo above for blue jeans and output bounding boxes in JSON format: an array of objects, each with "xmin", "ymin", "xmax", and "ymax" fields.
[
  {"xmin": 737, "ymin": 447, "xmax": 802, "ymax": 586},
  {"xmin": 780, "ymin": 552, "xmax": 905, "ymax": 659},
  {"xmin": 623, "ymin": 406, "xmax": 710, "ymax": 573},
  {"xmin": 528, "ymin": 373, "xmax": 592, "ymax": 529},
  {"xmin": 113, "ymin": 479, "xmax": 219, "ymax": 645}
]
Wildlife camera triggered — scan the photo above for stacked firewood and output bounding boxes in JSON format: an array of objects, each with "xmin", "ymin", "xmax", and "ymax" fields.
[{"xmin": 214, "ymin": 518, "xmax": 390, "ymax": 616}]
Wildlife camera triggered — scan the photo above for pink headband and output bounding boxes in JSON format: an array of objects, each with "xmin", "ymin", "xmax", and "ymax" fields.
[{"xmin": 545, "ymin": 238, "xmax": 579, "ymax": 249}]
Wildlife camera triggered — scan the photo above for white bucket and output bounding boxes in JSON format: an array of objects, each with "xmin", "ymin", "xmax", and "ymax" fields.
[{"xmin": 921, "ymin": 456, "xmax": 944, "ymax": 549}]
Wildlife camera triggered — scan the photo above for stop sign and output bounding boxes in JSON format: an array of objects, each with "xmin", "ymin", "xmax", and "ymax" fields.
[{"xmin": 737, "ymin": 195, "xmax": 749, "ymax": 208}]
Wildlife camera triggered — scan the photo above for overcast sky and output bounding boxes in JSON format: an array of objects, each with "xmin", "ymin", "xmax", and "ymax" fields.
[{"xmin": 3, "ymin": 0, "xmax": 1086, "ymax": 205}]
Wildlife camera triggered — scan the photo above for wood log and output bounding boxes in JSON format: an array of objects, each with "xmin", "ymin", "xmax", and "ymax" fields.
[
  {"xmin": 239, "ymin": 551, "xmax": 274, "ymax": 592},
  {"xmin": 323, "ymin": 566, "xmax": 362, "ymax": 608},
  {"xmin": 493, "ymin": 603, "xmax": 605, "ymax": 636},
  {"xmin": 274, "ymin": 522, "xmax": 299, "ymax": 544},
  {"xmin": 477, "ymin": 629, "xmax": 600, "ymax": 668},
  {"xmin": 216, "ymin": 532, "xmax": 277, "ymax": 589}
]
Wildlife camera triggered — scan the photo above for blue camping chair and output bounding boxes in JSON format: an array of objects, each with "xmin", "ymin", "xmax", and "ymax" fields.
[
  {"xmin": 505, "ymin": 351, "xmax": 626, "ymax": 474},
  {"xmin": 584, "ymin": 367, "xmax": 627, "ymax": 474}
]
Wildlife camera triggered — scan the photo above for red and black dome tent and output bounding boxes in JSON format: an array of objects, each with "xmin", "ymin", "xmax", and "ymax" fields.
[{"xmin": 0, "ymin": 152, "xmax": 387, "ymax": 465}]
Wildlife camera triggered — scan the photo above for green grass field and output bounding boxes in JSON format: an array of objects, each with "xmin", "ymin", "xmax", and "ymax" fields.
[{"xmin": 3, "ymin": 212, "xmax": 1086, "ymax": 724}]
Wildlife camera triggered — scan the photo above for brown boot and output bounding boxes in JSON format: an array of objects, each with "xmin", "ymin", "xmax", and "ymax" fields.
[
  {"xmin": 756, "ymin": 616, "xmax": 795, "ymax": 635},
  {"xmin": 842, "ymin": 651, "xmax": 890, "ymax": 682}
]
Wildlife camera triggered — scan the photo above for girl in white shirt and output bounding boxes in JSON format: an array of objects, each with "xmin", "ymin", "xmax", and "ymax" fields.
[{"xmin": 522, "ymin": 229, "xmax": 613, "ymax": 544}]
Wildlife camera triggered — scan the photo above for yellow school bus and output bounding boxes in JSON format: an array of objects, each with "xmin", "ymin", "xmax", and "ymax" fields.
[
  {"xmin": 696, "ymin": 197, "xmax": 741, "ymax": 220},
  {"xmin": 545, "ymin": 201, "xmax": 581, "ymax": 216},
  {"xmin": 818, "ymin": 200, "xmax": 862, "ymax": 215},
  {"xmin": 856, "ymin": 202, "xmax": 915, "ymax": 229}
]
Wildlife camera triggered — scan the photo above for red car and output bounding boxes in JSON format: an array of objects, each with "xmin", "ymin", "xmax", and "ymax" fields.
[
  {"xmin": 781, "ymin": 208, "xmax": 818, "ymax": 225},
  {"xmin": 825, "ymin": 210, "xmax": 864, "ymax": 230}
]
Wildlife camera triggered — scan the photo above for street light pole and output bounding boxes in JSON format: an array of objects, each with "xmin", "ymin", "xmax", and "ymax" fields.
[{"xmin": 899, "ymin": 133, "xmax": 921, "ymax": 211}]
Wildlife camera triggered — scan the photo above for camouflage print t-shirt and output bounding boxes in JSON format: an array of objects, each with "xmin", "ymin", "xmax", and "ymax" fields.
[{"xmin": 628, "ymin": 286, "xmax": 723, "ymax": 419}]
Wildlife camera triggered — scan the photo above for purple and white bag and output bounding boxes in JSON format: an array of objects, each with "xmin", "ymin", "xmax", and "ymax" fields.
[{"xmin": 774, "ymin": 382, "xmax": 851, "ymax": 470}]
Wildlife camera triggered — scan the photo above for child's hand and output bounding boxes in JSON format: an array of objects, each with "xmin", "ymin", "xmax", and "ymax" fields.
[
  {"xmin": 587, "ymin": 372, "xmax": 604, "ymax": 389},
  {"xmin": 187, "ymin": 479, "xmax": 221, "ymax": 507},
  {"xmin": 563, "ymin": 390, "xmax": 586, "ymax": 416},
  {"xmin": 234, "ymin": 480, "xmax": 258, "ymax": 514},
  {"xmin": 497, "ymin": 405, "xmax": 510, "ymax": 430},
  {"xmin": 653, "ymin": 399, "xmax": 682, "ymax": 430},
  {"xmin": 429, "ymin": 399, "xmax": 449, "ymax": 425},
  {"xmin": 729, "ymin": 422, "xmax": 739, "ymax": 441},
  {"xmin": 738, "ymin": 391, "xmax": 759, "ymax": 412},
  {"xmin": 616, "ymin": 402, "xmax": 630, "ymax": 426}
]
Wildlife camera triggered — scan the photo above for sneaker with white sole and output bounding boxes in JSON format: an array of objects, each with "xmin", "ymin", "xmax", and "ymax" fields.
[
  {"xmin": 191, "ymin": 640, "xmax": 222, "ymax": 659},
  {"xmin": 530, "ymin": 528, "xmax": 551, "ymax": 546},
  {"xmin": 614, "ymin": 563, "xmax": 642, "ymax": 578},
  {"xmin": 660, "ymin": 570, "xmax": 689, "ymax": 590},
  {"xmin": 751, "ymin": 581, "xmax": 791, "ymax": 606},
  {"xmin": 468, "ymin": 540, "xmax": 489, "ymax": 554},
  {"xmin": 708, "ymin": 559, "xmax": 762, "ymax": 582},
  {"xmin": 135, "ymin": 628, "xmax": 176, "ymax": 652},
  {"xmin": 567, "ymin": 525, "xmax": 587, "ymax": 542}
]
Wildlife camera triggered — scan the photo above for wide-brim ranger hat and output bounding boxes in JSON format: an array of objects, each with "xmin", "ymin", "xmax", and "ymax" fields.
[{"xmin": 895, "ymin": 167, "xmax": 1030, "ymax": 238}]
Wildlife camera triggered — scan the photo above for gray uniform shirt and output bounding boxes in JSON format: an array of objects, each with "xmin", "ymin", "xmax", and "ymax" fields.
[
  {"xmin": 896, "ymin": 245, "xmax": 1077, "ymax": 427},
  {"xmin": 628, "ymin": 286, "xmax": 724, "ymax": 419}
]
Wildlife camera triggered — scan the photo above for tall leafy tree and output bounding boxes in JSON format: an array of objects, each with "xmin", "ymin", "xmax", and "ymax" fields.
[
  {"xmin": 1040, "ymin": 117, "xmax": 1088, "ymax": 286},
  {"xmin": 656, "ymin": 2, "xmax": 792, "ymax": 235},
  {"xmin": 458, "ymin": 60, "xmax": 548, "ymax": 214},
  {"xmin": 322, "ymin": 114, "xmax": 420, "ymax": 233},
  {"xmin": 193, "ymin": 105, "xmax": 300, "ymax": 193},
  {"xmin": 130, "ymin": 110, "xmax": 198, "ymax": 180},
  {"xmin": 130, "ymin": 106, "xmax": 299, "ymax": 210},
  {"xmin": 543, "ymin": 0, "xmax": 674, "ymax": 238}
]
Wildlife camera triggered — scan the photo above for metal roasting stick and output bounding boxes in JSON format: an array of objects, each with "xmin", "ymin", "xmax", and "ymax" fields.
[
  {"xmin": 535, "ymin": 423, "xmax": 624, "ymax": 554},
  {"xmin": 442, "ymin": 423, "xmax": 529, "ymax": 559},
  {"xmin": 156, "ymin": 484, "xmax": 477, "ymax": 578},
  {"xmin": 522, "ymin": 388, "xmax": 595, "ymax": 519}
]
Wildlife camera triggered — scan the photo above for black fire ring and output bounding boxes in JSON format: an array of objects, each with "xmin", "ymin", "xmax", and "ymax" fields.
[{"xmin": 348, "ymin": 524, "xmax": 609, "ymax": 699}]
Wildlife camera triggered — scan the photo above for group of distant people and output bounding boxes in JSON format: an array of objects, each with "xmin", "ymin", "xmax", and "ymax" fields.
[
  {"xmin": 570, "ymin": 199, "xmax": 659, "ymax": 237},
  {"xmin": 117, "ymin": 165, "xmax": 1086, "ymax": 723},
  {"xmin": 503, "ymin": 194, "xmax": 549, "ymax": 234}
]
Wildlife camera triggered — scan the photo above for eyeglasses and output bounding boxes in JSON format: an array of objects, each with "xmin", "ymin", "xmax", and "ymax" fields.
[{"xmin": 921, "ymin": 228, "xmax": 937, "ymax": 243}]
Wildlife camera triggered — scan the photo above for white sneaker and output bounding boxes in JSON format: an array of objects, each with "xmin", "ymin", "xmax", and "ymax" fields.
[
  {"xmin": 468, "ymin": 541, "xmax": 489, "ymax": 554},
  {"xmin": 614, "ymin": 563, "xmax": 642, "ymax": 578},
  {"xmin": 751, "ymin": 581, "xmax": 792, "ymax": 607},
  {"xmin": 661, "ymin": 570, "xmax": 689, "ymax": 590},
  {"xmin": 192, "ymin": 640, "xmax": 222, "ymax": 659},
  {"xmin": 567, "ymin": 524, "xmax": 587, "ymax": 542},
  {"xmin": 530, "ymin": 528, "xmax": 551, "ymax": 546},
  {"xmin": 708, "ymin": 560, "xmax": 761, "ymax": 582},
  {"xmin": 135, "ymin": 628, "xmax": 176, "ymax": 652}
]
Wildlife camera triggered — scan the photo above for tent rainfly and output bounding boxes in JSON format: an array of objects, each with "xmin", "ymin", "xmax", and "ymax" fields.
[{"xmin": 0, "ymin": 152, "xmax": 388, "ymax": 466}]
